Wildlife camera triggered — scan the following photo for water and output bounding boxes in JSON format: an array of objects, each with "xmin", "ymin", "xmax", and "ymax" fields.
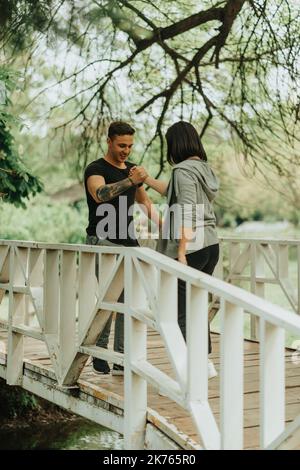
[{"xmin": 0, "ymin": 418, "xmax": 124, "ymax": 450}]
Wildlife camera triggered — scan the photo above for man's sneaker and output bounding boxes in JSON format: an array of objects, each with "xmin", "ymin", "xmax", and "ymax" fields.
[
  {"xmin": 208, "ymin": 359, "xmax": 218, "ymax": 379},
  {"xmin": 92, "ymin": 358, "xmax": 110, "ymax": 375},
  {"xmin": 112, "ymin": 365, "xmax": 124, "ymax": 376}
]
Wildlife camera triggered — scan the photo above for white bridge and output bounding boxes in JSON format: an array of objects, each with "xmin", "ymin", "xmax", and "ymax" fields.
[{"xmin": 0, "ymin": 237, "xmax": 299, "ymax": 450}]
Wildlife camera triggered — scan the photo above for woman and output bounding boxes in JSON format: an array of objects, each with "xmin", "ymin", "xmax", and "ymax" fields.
[{"xmin": 144, "ymin": 121, "xmax": 219, "ymax": 378}]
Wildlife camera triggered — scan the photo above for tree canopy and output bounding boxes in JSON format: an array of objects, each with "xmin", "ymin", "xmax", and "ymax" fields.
[
  {"xmin": 1, "ymin": 0, "xmax": 299, "ymax": 185},
  {"xmin": 0, "ymin": 66, "xmax": 43, "ymax": 206}
]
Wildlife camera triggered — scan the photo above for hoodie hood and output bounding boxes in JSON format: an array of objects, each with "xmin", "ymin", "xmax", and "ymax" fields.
[{"xmin": 174, "ymin": 159, "xmax": 219, "ymax": 201}]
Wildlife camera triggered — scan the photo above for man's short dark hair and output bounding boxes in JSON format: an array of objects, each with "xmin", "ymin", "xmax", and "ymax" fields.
[{"xmin": 108, "ymin": 121, "xmax": 135, "ymax": 139}]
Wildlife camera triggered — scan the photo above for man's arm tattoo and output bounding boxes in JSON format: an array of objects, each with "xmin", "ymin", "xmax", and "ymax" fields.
[{"xmin": 96, "ymin": 178, "xmax": 133, "ymax": 203}]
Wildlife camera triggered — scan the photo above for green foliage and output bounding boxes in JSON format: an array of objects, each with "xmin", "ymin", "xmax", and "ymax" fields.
[
  {"xmin": 216, "ymin": 210, "xmax": 236, "ymax": 228},
  {"xmin": 0, "ymin": 195, "xmax": 87, "ymax": 243},
  {"xmin": 0, "ymin": 0, "xmax": 52, "ymax": 51},
  {"xmin": 0, "ymin": 379, "xmax": 37, "ymax": 418},
  {"xmin": 0, "ymin": 3, "xmax": 298, "ymax": 229},
  {"xmin": 0, "ymin": 67, "xmax": 43, "ymax": 207}
]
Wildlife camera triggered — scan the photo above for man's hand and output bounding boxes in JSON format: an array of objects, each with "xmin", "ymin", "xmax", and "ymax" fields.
[{"xmin": 129, "ymin": 166, "xmax": 148, "ymax": 185}]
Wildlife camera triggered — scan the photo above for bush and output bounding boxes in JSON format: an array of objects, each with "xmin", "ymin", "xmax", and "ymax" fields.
[
  {"xmin": 0, "ymin": 196, "xmax": 88, "ymax": 243},
  {"xmin": 220, "ymin": 212, "xmax": 236, "ymax": 228},
  {"xmin": 0, "ymin": 379, "xmax": 37, "ymax": 418}
]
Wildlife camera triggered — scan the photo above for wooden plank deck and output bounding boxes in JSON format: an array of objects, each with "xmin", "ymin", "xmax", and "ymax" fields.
[{"xmin": 0, "ymin": 326, "xmax": 300, "ymax": 450}]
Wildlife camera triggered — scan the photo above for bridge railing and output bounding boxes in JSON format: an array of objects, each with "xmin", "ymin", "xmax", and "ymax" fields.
[
  {"xmin": 212, "ymin": 237, "xmax": 300, "ymax": 340},
  {"xmin": 0, "ymin": 239, "xmax": 300, "ymax": 449}
]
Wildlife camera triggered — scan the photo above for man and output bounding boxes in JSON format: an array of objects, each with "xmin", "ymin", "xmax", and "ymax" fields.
[{"xmin": 84, "ymin": 121, "xmax": 157, "ymax": 375}]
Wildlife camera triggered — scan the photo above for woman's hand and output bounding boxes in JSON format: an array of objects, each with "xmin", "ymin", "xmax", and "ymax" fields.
[
  {"xmin": 130, "ymin": 167, "xmax": 168, "ymax": 196},
  {"xmin": 178, "ymin": 254, "xmax": 187, "ymax": 265}
]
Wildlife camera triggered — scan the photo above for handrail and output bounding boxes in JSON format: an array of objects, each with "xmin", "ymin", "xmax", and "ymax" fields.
[
  {"xmin": 132, "ymin": 247, "xmax": 300, "ymax": 334},
  {"xmin": 0, "ymin": 239, "xmax": 300, "ymax": 449},
  {"xmin": 220, "ymin": 236, "xmax": 300, "ymax": 246},
  {"xmin": 212, "ymin": 237, "xmax": 300, "ymax": 342}
]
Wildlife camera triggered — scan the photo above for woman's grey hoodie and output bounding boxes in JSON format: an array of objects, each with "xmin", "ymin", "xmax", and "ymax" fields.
[{"xmin": 156, "ymin": 159, "xmax": 219, "ymax": 258}]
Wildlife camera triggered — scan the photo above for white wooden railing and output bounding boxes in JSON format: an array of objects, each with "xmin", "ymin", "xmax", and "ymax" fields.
[
  {"xmin": 212, "ymin": 237, "xmax": 300, "ymax": 340},
  {"xmin": 0, "ymin": 239, "xmax": 300, "ymax": 449}
]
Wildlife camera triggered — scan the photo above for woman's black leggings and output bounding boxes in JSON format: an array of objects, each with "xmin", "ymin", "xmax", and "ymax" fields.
[{"xmin": 177, "ymin": 243, "xmax": 219, "ymax": 353}]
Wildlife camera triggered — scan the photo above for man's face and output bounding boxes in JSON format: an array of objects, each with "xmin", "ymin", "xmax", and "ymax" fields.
[{"xmin": 107, "ymin": 134, "xmax": 134, "ymax": 164}]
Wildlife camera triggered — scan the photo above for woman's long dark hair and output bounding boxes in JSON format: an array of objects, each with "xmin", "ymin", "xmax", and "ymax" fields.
[{"xmin": 166, "ymin": 121, "xmax": 207, "ymax": 165}]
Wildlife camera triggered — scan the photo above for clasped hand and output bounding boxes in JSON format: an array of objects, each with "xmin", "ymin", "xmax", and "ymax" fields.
[{"xmin": 129, "ymin": 166, "xmax": 148, "ymax": 184}]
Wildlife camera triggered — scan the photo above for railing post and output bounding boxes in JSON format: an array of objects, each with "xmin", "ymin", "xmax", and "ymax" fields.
[
  {"xmin": 7, "ymin": 246, "xmax": 25, "ymax": 385},
  {"xmin": 59, "ymin": 250, "xmax": 77, "ymax": 383},
  {"xmin": 229, "ymin": 242, "xmax": 240, "ymax": 274},
  {"xmin": 220, "ymin": 299, "xmax": 244, "ymax": 449},
  {"xmin": 297, "ymin": 245, "xmax": 300, "ymax": 315},
  {"xmin": 187, "ymin": 284, "xmax": 220, "ymax": 450},
  {"xmin": 44, "ymin": 249, "xmax": 60, "ymax": 376},
  {"xmin": 0, "ymin": 246, "xmax": 9, "ymax": 307},
  {"xmin": 278, "ymin": 244, "xmax": 289, "ymax": 279},
  {"xmin": 157, "ymin": 270, "xmax": 187, "ymax": 388},
  {"xmin": 250, "ymin": 243, "xmax": 265, "ymax": 340},
  {"xmin": 78, "ymin": 252, "xmax": 96, "ymax": 341},
  {"xmin": 260, "ymin": 320, "xmax": 285, "ymax": 448},
  {"xmin": 214, "ymin": 242, "xmax": 224, "ymax": 280},
  {"xmin": 124, "ymin": 252, "xmax": 147, "ymax": 449},
  {"xmin": 28, "ymin": 248, "xmax": 44, "ymax": 327},
  {"xmin": 0, "ymin": 245, "xmax": 9, "ymax": 283},
  {"xmin": 187, "ymin": 284, "xmax": 208, "ymax": 402}
]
